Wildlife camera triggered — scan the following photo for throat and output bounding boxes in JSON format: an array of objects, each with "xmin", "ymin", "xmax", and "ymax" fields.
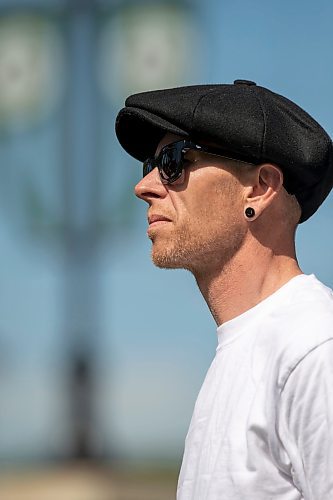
[{"xmin": 195, "ymin": 251, "xmax": 302, "ymax": 326}]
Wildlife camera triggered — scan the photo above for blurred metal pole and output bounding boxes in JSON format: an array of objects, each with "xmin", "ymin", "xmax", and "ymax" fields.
[{"xmin": 62, "ymin": 0, "xmax": 100, "ymax": 460}]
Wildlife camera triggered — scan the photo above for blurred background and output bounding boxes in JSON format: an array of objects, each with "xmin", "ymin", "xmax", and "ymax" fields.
[{"xmin": 0, "ymin": 0, "xmax": 332, "ymax": 498}]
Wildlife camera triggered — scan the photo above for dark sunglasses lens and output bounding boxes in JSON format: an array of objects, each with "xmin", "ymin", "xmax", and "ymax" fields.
[
  {"xmin": 143, "ymin": 159, "xmax": 155, "ymax": 177},
  {"xmin": 142, "ymin": 141, "xmax": 189, "ymax": 183},
  {"xmin": 159, "ymin": 147, "xmax": 183, "ymax": 183}
]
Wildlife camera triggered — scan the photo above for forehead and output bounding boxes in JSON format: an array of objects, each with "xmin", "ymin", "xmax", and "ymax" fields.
[{"xmin": 155, "ymin": 133, "xmax": 186, "ymax": 156}]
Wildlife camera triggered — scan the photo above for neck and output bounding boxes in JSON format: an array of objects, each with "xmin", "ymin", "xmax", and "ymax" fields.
[{"xmin": 194, "ymin": 237, "xmax": 302, "ymax": 326}]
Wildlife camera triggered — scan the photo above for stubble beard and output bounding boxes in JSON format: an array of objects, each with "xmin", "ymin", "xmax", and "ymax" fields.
[
  {"xmin": 150, "ymin": 225, "xmax": 196, "ymax": 270},
  {"xmin": 150, "ymin": 220, "xmax": 246, "ymax": 276}
]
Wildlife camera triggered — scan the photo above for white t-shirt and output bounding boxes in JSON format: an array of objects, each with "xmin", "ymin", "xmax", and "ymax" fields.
[{"xmin": 177, "ymin": 274, "xmax": 333, "ymax": 500}]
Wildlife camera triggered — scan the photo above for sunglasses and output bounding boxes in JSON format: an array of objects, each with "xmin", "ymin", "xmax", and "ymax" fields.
[{"xmin": 143, "ymin": 139, "xmax": 252, "ymax": 185}]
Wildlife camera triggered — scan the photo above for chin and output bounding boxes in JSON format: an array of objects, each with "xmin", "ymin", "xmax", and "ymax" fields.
[
  {"xmin": 151, "ymin": 242, "xmax": 197, "ymax": 271},
  {"xmin": 151, "ymin": 252, "xmax": 181, "ymax": 269},
  {"xmin": 151, "ymin": 245, "xmax": 185, "ymax": 270}
]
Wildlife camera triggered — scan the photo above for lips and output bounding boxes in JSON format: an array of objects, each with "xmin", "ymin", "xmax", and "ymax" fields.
[{"xmin": 148, "ymin": 214, "xmax": 172, "ymax": 225}]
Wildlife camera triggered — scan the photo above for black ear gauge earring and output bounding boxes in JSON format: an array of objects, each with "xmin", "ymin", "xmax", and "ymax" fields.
[{"xmin": 245, "ymin": 207, "xmax": 256, "ymax": 219}]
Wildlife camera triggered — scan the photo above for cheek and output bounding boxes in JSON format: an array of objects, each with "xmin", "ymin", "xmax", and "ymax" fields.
[
  {"xmin": 169, "ymin": 170, "xmax": 244, "ymax": 227},
  {"xmin": 174, "ymin": 194, "xmax": 225, "ymax": 234},
  {"xmin": 195, "ymin": 183, "xmax": 242, "ymax": 222}
]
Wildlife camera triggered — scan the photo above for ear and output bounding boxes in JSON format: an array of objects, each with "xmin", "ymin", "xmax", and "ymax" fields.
[{"xmin": 244, "ymin": 164, "xmax": 283, "ymax": 219}]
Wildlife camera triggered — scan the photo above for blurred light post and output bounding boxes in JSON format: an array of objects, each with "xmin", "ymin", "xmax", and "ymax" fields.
[{"xmin": 63, "ymin": 0, "xmax": 101, "ymax": 460}]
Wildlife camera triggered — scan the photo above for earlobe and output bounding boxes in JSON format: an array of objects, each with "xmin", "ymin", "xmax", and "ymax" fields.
[
  {"xmin": 244, "ymin": 164, "xmax": 283, "ymax": 219},
  {"xmin": 245, "ymin": 207, "xmax": 256, "ymax": 219}
]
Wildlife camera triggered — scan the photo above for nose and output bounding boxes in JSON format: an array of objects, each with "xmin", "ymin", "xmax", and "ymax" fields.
[{"xmin": 134, "ymin": 167, "xmax": 168, "ymax": 203}]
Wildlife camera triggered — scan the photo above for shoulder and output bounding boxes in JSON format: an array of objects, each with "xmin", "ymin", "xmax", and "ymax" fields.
[
  {"xmin": 275, "ymin": 274, "xmax": 333, "ymax": 342},
  {"xmin": 256, "ymin": 274, "xmax": 333, "ymax": 390}
]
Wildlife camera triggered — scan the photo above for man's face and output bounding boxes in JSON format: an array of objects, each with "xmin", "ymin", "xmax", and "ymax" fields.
[{"xmin": 134, "ymin": 133, "xmax": 248, "ymax": 275}]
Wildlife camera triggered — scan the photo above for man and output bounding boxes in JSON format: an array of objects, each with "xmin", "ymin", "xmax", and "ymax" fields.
[{"xmin": 115, "ymin": 80, "xmax": 333, "ymax": 499}]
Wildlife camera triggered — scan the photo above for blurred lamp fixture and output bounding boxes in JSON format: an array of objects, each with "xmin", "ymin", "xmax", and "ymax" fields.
[
  {"xmin": 0, "ymin": 14, "xmax": 66, "ymax": 129},
  {"xmin": 97, "ymin": 3, "xmax": 198, "ymax": 107}
]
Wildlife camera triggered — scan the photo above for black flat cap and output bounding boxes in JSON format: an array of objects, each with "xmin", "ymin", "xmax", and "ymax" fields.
[{"xmin": 115, "ymin": 80, "xmax": 333, "ymax": 223}]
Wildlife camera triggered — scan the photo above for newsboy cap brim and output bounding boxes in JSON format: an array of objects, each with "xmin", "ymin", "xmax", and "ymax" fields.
[
  {"xmin": 116, "ymin": 106, "xmax": 190, "ymax": 163},
  {"xmin": 115, "ymin": 81, "xmax": 333, "ymax": 223}
]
